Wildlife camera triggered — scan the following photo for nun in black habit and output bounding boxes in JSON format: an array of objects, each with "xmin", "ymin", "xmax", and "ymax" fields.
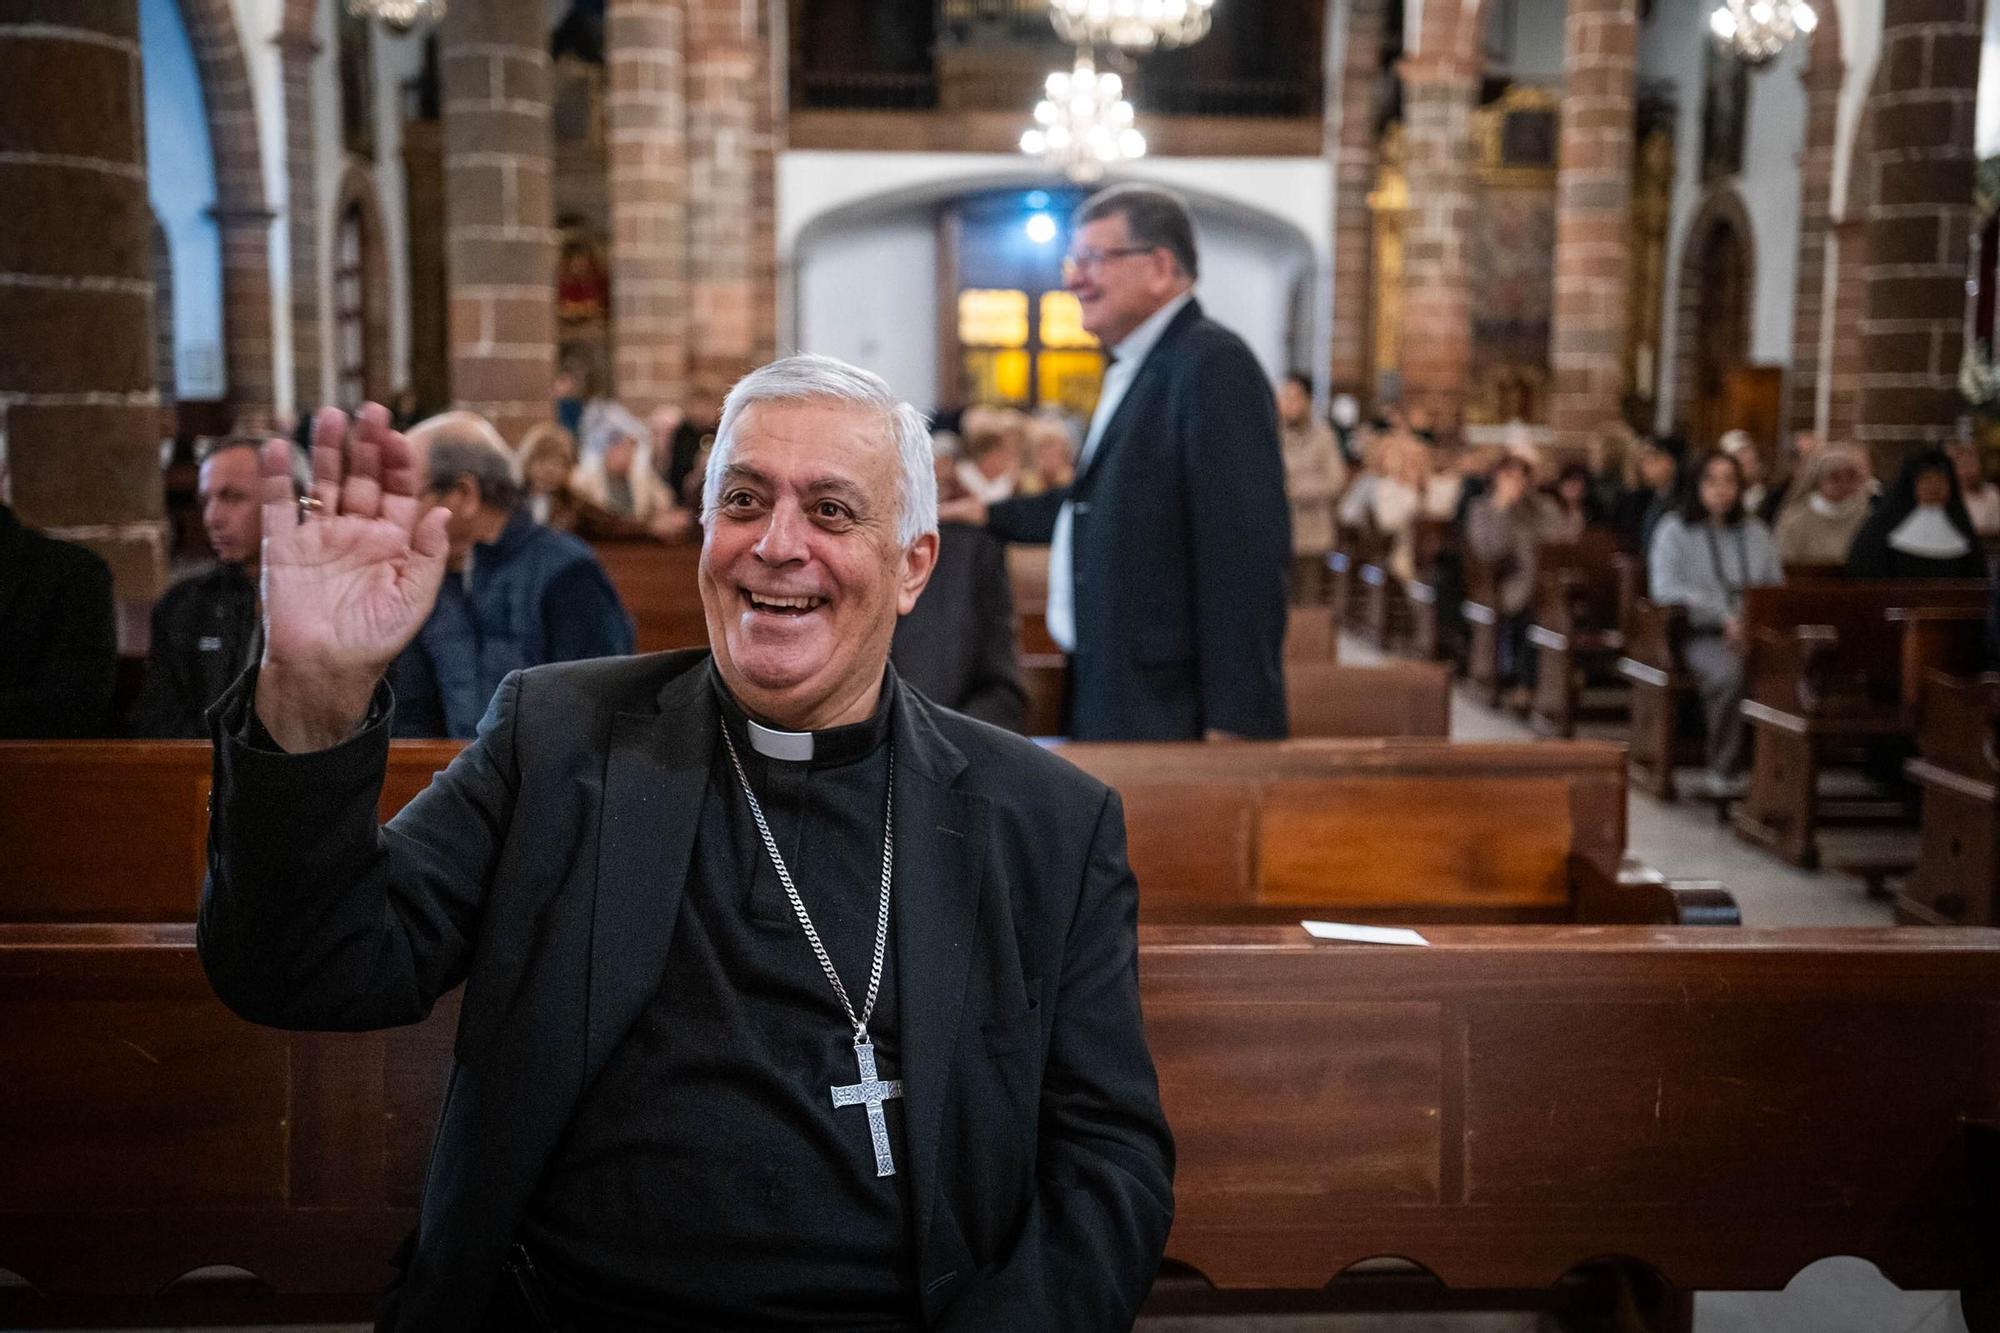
[{"xmin": 1845, "ymin": 449, "xmax": 1987, "ymax": 580}]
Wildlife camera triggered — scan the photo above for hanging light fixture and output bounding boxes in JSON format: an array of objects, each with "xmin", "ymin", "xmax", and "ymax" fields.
[
  {"xmin": 343, "ymin": 0, "xmax": 446, "ymax": 28},
  {"xmin": 1019, "ymin": 51, "xmax": 1147, "ymax": 184},
  {"xmin": 1707, "ymin": 0, "xmax": 1817, "ymax": 67},
  {"xmin": 1046, "ymin": 0, "xmax": 1216, "ymax": 53}
]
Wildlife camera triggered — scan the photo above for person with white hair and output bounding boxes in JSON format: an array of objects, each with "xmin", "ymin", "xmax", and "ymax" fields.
[
  {"xmin": 568, "ymin": 402, "xmax": 696, "ymax": 540},
  {"xmin": 195, "ymin": 356, "xmax": 1174, "ymax": 1330},
  {"xmin": 381, "ymin": 409, "xmax": 634, "ymax": 737}
]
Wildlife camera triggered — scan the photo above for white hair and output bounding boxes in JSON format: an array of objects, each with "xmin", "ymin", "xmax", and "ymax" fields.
[{"xmin": 703, "ymin": 354, "xmax": 938, "ymax": 547}]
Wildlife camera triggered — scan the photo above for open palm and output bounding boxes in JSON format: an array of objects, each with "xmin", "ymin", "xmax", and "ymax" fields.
[{"xmin": 260, "ymin": 405, "xmax": 451, "ymax": 679}]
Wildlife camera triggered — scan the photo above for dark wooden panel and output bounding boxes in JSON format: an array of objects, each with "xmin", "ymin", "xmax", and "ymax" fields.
[
  {"xmin": 590, "ymin": 539, "xmax": 708, "ymax": 654},
  {"xmin": 1261, "ymin": 777, "xmax": 1573, "ymax": 908},
  {"xmin": 1286, "ymin": 662, "xmax": 1448, "ymax": 739}
]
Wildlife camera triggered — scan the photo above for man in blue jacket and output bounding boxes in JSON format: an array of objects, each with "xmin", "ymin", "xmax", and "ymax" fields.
[{"xmin": 388, "ymin": 411, "xmax": 633, "ymax": 737}]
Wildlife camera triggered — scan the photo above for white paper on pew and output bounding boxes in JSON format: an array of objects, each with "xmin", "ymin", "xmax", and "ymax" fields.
[{"xmin": 1301, "ymin": 921, "xmax": 1431, "ymax": 947}]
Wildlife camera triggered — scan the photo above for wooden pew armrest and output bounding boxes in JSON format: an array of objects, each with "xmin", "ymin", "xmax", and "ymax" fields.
[
  {"xmin": 1622, "ymin": 599, "xmax": 1688, "ymax": 673},
  {"xmin": 1575, "ymin": 859, "xmax": 1738, "ymax": 925}
]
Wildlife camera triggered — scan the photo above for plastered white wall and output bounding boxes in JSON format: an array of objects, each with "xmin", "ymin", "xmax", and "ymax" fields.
[{"xmin": 141, "ymin": 0, "xmax": 226, "ymax": 398}]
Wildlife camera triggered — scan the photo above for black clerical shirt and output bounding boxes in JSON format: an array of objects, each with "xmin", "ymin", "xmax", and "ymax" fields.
[{"xmin": 520, "ymin": 666, "xmax": 919, "ymax": 1330}]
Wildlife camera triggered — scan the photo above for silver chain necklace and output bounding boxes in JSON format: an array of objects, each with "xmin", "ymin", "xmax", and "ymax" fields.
[{"xmin": 718, "ymin": 721, "xmax": 905, "ymax": 1177}]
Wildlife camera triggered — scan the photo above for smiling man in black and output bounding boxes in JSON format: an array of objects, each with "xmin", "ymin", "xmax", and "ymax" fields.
[{"xmin": 198, "ymin": 355, "xmax": 1174, "ymax": 1331}]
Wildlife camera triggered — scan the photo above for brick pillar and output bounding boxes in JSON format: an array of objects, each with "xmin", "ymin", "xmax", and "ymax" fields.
[
  {"xmin": 1787, "ymin": 32, "xmax": 1843, "ymax": 436},
  {"xmin": 686, "ymin": 0, "xmax": 777, "ymax": 417},
  {"xmin": 1327, "ymin": 0, "xmax": 1384, "ymax": 402},
  {"xmin": 280, "ymin": 26, "xmax": 323, "ymax": 418},
  {"xmin": 1855, "ymin": 0, "xmax": 1981, "ymax": 466},
  {"xmin": 1826, "ymin": 218, "xmax": 1867, "ymax": 444},
  {"xmin": 0, "ymin": 2, "xmax": 165, "ymax": 604},
  {"xmin": 217, "ymin": 209, "xmax": 279, "ymax": 430},
  {"xmin": 1548, "ymin": 0, "xmax": 1637, "ymax": 452},
  {"xmin": 608, "ymin": 0, "xmax": 690, "ymax": 415},
  {"xmin": 1397, "ymin": 58, "xmax": 1479, "ymax": 441},
  {"xmin": 442, "ymin": 0, "xmax": 557, "ymax": 443}
]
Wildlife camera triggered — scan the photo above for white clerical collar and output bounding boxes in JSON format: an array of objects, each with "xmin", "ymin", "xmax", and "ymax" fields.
[{"xmin": 746, "ymin": 718, "xmax": 816, "ymax": 761}]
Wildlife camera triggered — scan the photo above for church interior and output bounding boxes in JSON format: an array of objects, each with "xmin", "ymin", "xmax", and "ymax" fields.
[{"xmin": 6, "ymin": 0, "xmax": 2000, "ymax": 1329}]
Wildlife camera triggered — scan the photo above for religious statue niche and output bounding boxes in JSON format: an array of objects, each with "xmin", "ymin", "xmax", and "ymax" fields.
[
  {"xmin": 1701, "ymin": 44, "xmax": 1749, "ymax": 182},
  {"xmin": 558, "ymin": 228, "xmax": 610, "ymax": 328},
  {"xmin": 338, "ymin": 10, "xmax": 375, "ymax": 160},
  {"xmin": 1464, "ymin": 84, "xmax": 1559, "ymax": 427}
]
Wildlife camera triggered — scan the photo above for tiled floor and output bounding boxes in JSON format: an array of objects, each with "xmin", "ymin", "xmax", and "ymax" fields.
[{"xmin": 25, "ymin": 643, "xmax": 1968, "ymax": 1333}]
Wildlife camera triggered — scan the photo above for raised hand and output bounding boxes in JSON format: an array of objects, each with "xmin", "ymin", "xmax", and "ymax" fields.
[{"xmin": 254, "ymin": 404, "xmax": 450, "ymax": 752}]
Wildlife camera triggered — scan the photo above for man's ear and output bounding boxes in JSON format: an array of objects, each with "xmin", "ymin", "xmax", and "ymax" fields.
[{"xmin": 896, "ymin": 531, "xmax": 941, "ymax": 616}]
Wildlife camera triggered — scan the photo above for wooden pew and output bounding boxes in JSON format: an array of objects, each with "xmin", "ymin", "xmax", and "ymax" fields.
[
  {"xmin": 4, "ymin": 923, "xmax": 1995, "ymax": 1325},
  {"xmin": 589, "ymin": 538, "xmax": 708, "ymax": 653},
  {"xmin": 1058, "ymin": 740, "xmax": 1732, "ymax": 925},
  {"xmin": 1735, "ymin": 581, "xmax": 1988, "ymax": 867},
  {"xmin": 1527, "ymin": 531, "xmax": 1638, "ymax": 737},
  {"xmin": 1901, "ymin": 671, "xmax": 2000, "ymax": 926},
  {"xmin": 1286, "ymin": 661, "xmax": 1448, "ymax": 739},
  {"xmin": 1398, "ymin": 517, "xmax": 1457, "ymax": 661},
  {"xmin": 0, "ymin": 740, "xmax": 464, "ymax": 923}
]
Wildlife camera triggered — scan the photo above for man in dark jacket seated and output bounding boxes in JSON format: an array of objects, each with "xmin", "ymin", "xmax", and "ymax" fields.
[
  {"xmin": 0, "ymin": 486, "xmax": 116, "ymax": 738},
  {"xmin": 129, "ymin": 437, "xmax": 281, "ymax": 736},
  {"xmin": 198, "ymin": 358, "xmax": 1174, "ymax": 1331},
  {"xmin": 387, "ymin": 411, "xmax": 634, "ymax": 737}
]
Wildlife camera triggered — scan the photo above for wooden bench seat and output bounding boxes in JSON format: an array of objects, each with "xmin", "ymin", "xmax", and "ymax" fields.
[
  {"xmin": 3, "ymin": 922, "xmax": 1994, "ymax": 1325},
  {"xmin": 589, "ymin": 538, "xmax": 707, "ymax": 653},
  {"xmin": 1059, "ymin": 740, "xmax": 1731, "ymax": 925},
  {"xmin": 1734, "ymin": 582, "xmax": 1988, "ymax": 867},
  {"xmin": 1902, "ymin": 671, "xmax": 2000, "ymax": 925},
  {"xmin": 2, "ymin": 734, "xmax": 1723, "ymax": 928},
  {"xmin": 1527, "ymin": 532, "xmax": 1638, "ymax": 737}
]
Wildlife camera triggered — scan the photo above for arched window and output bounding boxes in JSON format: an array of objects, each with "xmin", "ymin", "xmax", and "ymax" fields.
[{"xmin": 335, "ymin": 201, "xmax": 369, "ymax": 406}]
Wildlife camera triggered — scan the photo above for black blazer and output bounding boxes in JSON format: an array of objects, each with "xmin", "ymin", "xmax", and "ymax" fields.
[
  {"xmin": 988, "ymin": 299, "xmax": 1289, "ymax": 740},
  {"xmin": 198, "ymin": 651, "xmax": 1173, "ymax": 1331},
  {"xmin": 0, "ymin": 502, "xmax": 116, "ymax": 738},
  {"xmin": 891, "ymin": 522, "xmax": 1028, "ymax": 732}
]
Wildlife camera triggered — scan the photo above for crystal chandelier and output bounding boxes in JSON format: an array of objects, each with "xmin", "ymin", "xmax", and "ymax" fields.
[
  {"xmin": 1047, "ymin": 0, "xmax": 1216, "ymax": 52},
  {"xmin": 1707, "ymin": 0, "xmax": 1817, "ymax": 66},
  {"xmin": 1019, "ymin": 52, "xmax": 1147, "ymax": 184},
  {"xmin": 343, "ymin": 0, "xmax": 446, "ymax": 27}
]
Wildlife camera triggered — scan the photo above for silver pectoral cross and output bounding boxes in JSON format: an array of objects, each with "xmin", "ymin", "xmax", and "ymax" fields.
[{"xmin": 829, "ymin": 1037, "xmax": 904, "ymax": 1177}]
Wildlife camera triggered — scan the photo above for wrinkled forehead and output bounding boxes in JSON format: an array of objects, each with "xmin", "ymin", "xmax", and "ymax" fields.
[{"xmin": 725, "ymin": 399, "xmax": 900, "ymax": 496}]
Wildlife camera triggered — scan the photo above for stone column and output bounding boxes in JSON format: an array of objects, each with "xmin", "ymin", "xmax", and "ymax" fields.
[
  {"xmin": 1397, "ymin": 57, "xmax": 1479, "ymax": 441},
  {"xmin": 279, "ymin": 24, "xmax": 323, "ymax": 418},
  {"xmin": 1787, "ymin": 31, "xmax": 1843, "ymax": 437},
  {"xmin": 216, "ymin": 209, "xmax": 280, "ymax": 431},
  {"xmin": 608, "ymin": 0, "xmax": 690, "ymax": 415},
  {"xmin": 1327, "ymin": 0, "xmax": 1384, "ymax": 403},
  {"xmin": 685, "ymin": 0, "xmax": 777, "ymax": 417},
  {"xmin": 1548, "ymin": 0, "xmax": 1637, "ymax": 452},
  {"xmin": 441, "ymin": 0, "xmax": 557, "ymax": 443},
  {"xmin": 0, "ymin": 0, "xmax": 164, "ymax": 605},
  {"xmin": 1856, "ymin": 0, "xmax": 1981, "ymax": 465}
]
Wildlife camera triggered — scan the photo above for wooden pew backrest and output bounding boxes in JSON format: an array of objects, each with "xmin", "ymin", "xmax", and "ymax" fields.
[
  {"xmin": 0, "ymin": 741, "xmax": 465, "ymax": 922},
  {"xmin": 1056, "ymin": 741, "xmax": 1628, "ymax": 921},
  {"xmin": 4, "ymin": 923, "xmax": 1994, "ymax": 1315},
  {"xmin": 1285, "ymin": 662, "xmax": 1449, "ymax": 738}
]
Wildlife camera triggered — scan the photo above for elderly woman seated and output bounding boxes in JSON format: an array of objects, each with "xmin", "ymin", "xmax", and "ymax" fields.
[{"xmin": 570, "ymin": 405, "xmax": 695, "ymax": 542}]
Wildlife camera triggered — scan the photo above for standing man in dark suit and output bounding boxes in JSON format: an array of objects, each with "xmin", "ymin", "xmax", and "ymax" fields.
[
  {"xmin": 198, "ymin": 355, "xmax": 1172, "ymax": 1330},
  {"xmin": 954, "ymin": 184, "xmax": 1289, "ymax": 740}
]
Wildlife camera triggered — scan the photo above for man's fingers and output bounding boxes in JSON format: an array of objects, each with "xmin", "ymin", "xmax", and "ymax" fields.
[
  {"xmin": 341, "ymin": 430, "xmax": 384, "ymax": 520},
  {"xmin": 311, "ymin": 408, "xmax": 347, "ymax": 511},
  {"xmin": 258, "ymin": 439, "xmax": 296, "ymax": 506}
]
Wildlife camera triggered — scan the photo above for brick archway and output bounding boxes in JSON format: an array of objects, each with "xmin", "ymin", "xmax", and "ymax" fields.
[
  {"xmin": 331, "ymin": 165, "xmax": 393, "ymax": 402},
  {"xmin": 1672, "ymin": 185, "xmax": 1757, "ymax": 444},
  {"xmin": 172, "ymin": 0, "xmax": 277, "ymax": 427}
]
